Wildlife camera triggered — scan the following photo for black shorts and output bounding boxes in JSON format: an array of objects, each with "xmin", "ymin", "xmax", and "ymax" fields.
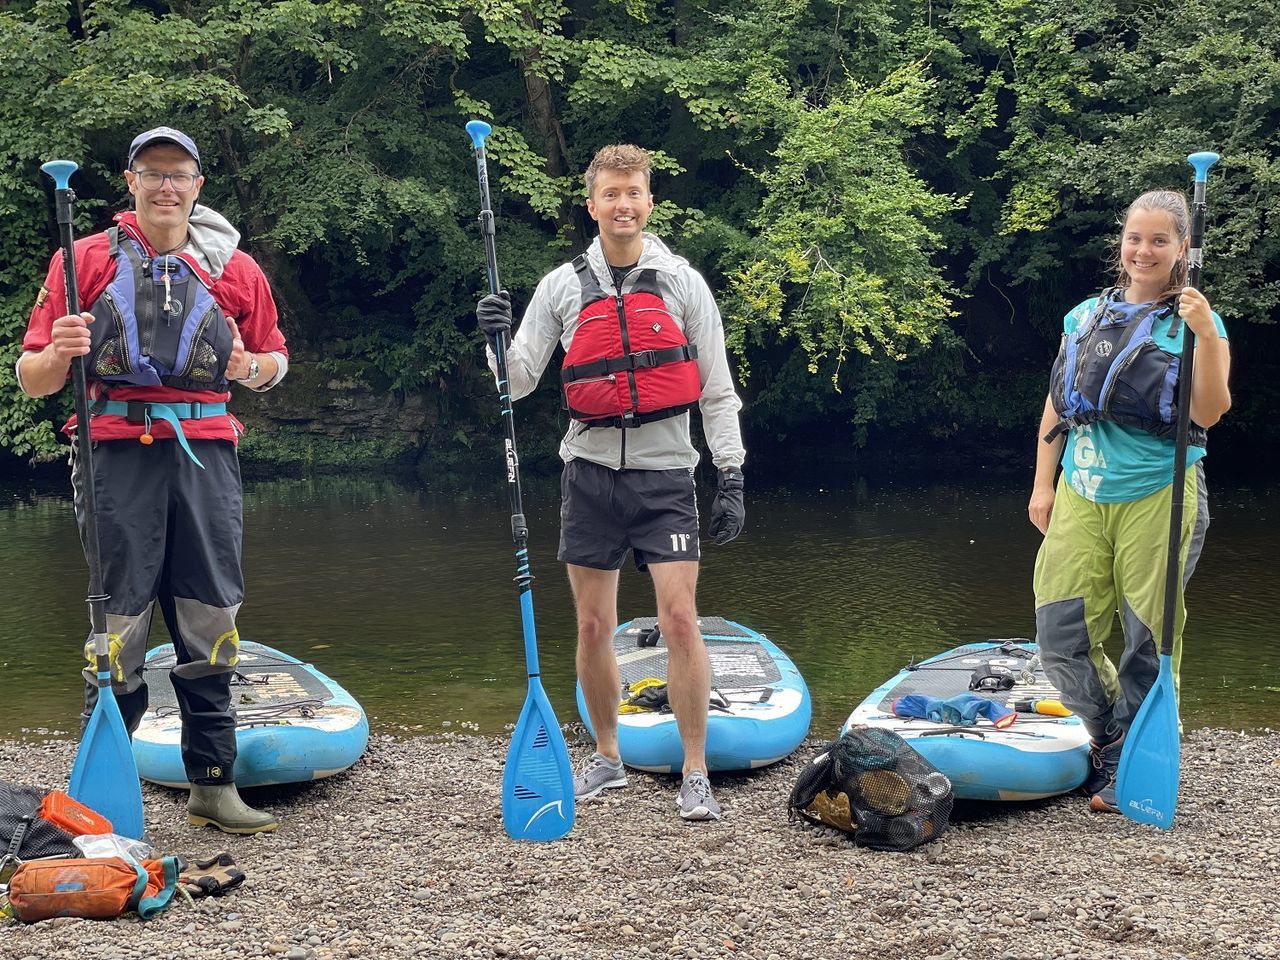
[{"xmin": 558, "ymin": 459, "xmax": 701, "ymax": 571}]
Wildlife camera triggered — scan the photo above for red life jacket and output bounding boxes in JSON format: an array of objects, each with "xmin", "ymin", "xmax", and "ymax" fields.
[{"xmin": 560, "ymin": 256, "xmax": 701, "ymax": 428}]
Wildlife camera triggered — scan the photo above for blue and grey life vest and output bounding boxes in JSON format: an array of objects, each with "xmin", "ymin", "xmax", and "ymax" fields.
[
  {"xmin": 86, "ymin": 227, "xmax": 232, "ymax": 392},
  {"xmin": 1046, "ymin": 288, "xmax": 1206, "ymax": 446}
]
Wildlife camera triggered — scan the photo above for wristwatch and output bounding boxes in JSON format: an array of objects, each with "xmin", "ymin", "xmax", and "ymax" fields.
[{"xmin": 237, "ymin": 354, "xmax": 259, "ymax": 384}]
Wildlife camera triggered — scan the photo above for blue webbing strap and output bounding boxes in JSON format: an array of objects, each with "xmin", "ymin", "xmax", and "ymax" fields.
[
  {"xmin": 134, "ymin": 856, "xmax": 182, "ymax": 919},
  {"xmin": 92, "ymin": 401, "xmax": 229, "ymax": 469}
]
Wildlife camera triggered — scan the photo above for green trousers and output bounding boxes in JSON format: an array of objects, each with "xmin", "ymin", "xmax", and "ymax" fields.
[{"xmin": 1032, "ymin": 463, "xmax": 1208, "ymax": 742}]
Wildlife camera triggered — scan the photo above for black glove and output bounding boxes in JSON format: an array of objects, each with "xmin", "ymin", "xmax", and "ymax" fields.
[
  {"xmin": 708, "ymin": 468, "xmax": 745, "ymax": 545},
  {"xmin": 476, "ymin": 291, "xmax": 513, "ymax": 349}
]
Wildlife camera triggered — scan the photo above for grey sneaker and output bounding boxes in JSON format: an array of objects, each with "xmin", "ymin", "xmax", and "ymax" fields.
[
  {"xmin": 675, "ymin": 771, "xmax": 721, "ymax": 821},
  {"xmin": 574, "ymin": 752, "xmax": 628, "ymax": 799}
]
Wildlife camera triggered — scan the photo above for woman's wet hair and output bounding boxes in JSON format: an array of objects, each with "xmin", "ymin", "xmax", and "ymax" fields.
[{"xmin": 1112, "ymin": 189, "xmax": 1191, "ymax": 300}]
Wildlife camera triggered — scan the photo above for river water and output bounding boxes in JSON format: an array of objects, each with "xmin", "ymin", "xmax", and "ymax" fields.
[{"xmin": 2, "ymin": 471, "xmax": 1276, "ymax": 737}]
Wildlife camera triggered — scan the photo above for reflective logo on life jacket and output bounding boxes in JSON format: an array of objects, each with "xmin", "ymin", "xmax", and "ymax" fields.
[
  {"xmin": 559, "ymin": 255, "xmax": 701, "ymax": 428},
  {"xmin": 1046, "ymin": 288, "xmax": 1206, "ymax": 446},
  {"xmin": 86, "ymin": 228, "xmax": 233, "ymax": 393}
]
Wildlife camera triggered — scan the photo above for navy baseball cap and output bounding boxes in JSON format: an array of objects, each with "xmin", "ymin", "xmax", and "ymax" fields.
[{"xmin": 127, "ymin": 126, "xmax": 201, "ymax": 170}]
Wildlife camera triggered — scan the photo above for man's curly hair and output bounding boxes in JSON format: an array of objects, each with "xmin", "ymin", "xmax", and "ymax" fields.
[{"xmin": 585, "ymin": 144, "xmax": 651, "ymax": 198}]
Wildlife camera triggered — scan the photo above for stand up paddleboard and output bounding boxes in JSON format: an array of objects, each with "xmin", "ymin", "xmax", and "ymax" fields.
[
  {"xmin": 844, "ymin": 640, "xmax": 1091, "ymax": 801},
  {"xmin": 576, "ymin": 617, "xmax": 811, "ymax": 773},
  {"xmin": 133, "ymin": 641, "xmax": 369, "ymax": 789}
]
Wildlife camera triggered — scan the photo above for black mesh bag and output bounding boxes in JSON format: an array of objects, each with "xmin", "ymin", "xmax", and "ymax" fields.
[
  {"xmin": 0, "ymin": 780, "xmax": 79, "ymax": 861},
  {"xmin": 788, "ymin": 725, "xmax": 954, "ymax": 852}
]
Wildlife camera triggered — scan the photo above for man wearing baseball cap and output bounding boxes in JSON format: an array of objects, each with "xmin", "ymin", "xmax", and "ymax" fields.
[
  {"xmin": 16, "ymin": 125, "xmax": 290, "ymax": 833},
  {"xmin": 127, "ymin": 126, "xmax": 203, "ymax": 169}
]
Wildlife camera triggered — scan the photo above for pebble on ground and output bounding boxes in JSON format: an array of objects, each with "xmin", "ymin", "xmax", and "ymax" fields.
[{"xmin": 2, "ymin": 728, "xmax": 1277, "ymax": 960}]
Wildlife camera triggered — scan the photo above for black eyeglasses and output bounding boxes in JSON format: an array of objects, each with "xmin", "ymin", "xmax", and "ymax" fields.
[{"xmin": 131, "ymin": 169, "xmax": 199, "ymax": 192}]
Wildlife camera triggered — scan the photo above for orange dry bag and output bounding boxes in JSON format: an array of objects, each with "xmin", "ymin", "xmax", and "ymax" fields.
[{"xmin": 5, "ymin": 855, "xmax": 180, "ymax": 922}]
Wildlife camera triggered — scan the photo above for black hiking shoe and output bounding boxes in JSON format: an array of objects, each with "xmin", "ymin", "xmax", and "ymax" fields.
[
  {"xmin": 1089, "ymin": 782, "xmax": 1121, "ymax": 814},
  {"xmin": 1081, "ymin": 732, "xmax": 1125, "ymax": 796}
]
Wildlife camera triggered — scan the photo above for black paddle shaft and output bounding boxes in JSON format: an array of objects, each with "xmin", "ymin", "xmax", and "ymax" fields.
[
  {"xmin": 51, "ymin": 184, "xmax": 111, "ymax": 658},
  {"xmin": 469, "ymin": 136, "xmax": 534, "ymax": 597},
  {"xmin": 1159, "ymin": 177, "xmax": 1210, "ymax": 659}
]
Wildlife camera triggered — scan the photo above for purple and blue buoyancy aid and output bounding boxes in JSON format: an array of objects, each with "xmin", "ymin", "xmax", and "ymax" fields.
[
  {"xmin": 1046, "ymin": 288, "xmax": 1207, "ymax": 447},
  {"xmin": 86, "ymin": 227, "xmax": 233, "ymax": 394}
]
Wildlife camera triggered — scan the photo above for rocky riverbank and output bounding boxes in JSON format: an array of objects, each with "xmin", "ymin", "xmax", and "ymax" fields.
[{"xmin": 2, "ymin": 728, "xmax": 1277, "ymax": 960}]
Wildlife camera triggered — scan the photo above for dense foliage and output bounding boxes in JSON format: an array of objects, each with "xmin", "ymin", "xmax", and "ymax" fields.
[{"xmin": 1, "ymin": 0, "xmax": 1275, "ymax": 470}]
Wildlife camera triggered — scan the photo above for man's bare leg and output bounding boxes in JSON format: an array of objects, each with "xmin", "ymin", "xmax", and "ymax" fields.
[
  {"xmin": 567, "ymin": 563, "xmax": 622, "ymax": 761},
  {"xmin": 648, "ymin": 560, "xmax": 709, "ymax": 776}
]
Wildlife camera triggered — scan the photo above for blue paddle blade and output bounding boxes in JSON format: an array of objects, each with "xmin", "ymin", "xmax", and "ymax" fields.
[
  {"xmin": 68, "ymin": 683, "xmax": 145, "ymax": 839},
  {"xmin": 502, "ymin": 677, "xmax": 575, "ymax": 841},
  {"xmin": 1115, "ymin": 654, "xmax": 1180, "ymax": 830}
]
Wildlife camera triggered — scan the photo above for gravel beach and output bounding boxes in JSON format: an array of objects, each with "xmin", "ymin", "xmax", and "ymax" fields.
[{"xmin": 2, "ymin": 728, "xmax": 1277, "ymax": 960}]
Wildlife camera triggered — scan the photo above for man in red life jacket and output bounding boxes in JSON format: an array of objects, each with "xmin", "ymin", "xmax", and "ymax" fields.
[
  {"xmin": 16, "ymin": 127, "xmax": 289, "ymax": 833},
  {"xmin": 476, "ymin": 144, "xmax": 746, "ymax": 821}
]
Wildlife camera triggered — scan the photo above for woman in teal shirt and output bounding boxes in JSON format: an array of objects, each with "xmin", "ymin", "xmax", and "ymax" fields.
[{"xmin": 1029, "ymin": 189, "xmax": 1232, "ymax": 815}]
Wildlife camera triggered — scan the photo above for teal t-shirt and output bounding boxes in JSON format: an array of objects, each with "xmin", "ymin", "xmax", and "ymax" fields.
[{"xmin": 1060, "ymin": 295, "xmax": 1228, "ymax": 504}]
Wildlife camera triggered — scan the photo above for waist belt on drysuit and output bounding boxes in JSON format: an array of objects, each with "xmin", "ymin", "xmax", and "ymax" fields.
[{"xmin": 89, "ymin": 399, "xmax": 228, "ymax": 469}]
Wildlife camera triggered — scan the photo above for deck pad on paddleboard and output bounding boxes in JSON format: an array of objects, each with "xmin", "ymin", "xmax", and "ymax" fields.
[
  {"xmin": 616, "ymin": 617, "xmax": 783, "ymax": 690},
  {"xmin": 133, "ymin": 641, "xmax": 369, "ymax": 789},
  {"xmin": 577, "ymin": 617, "xmax": 811, "ymax": 773},
  {"xmin": 845, "ymin": 640, "xmax": 1090, "ymax": 801}
]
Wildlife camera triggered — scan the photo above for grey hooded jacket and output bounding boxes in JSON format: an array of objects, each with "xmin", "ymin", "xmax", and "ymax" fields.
[{"xmin": 488, "ymin": 233, "xmax": 745, "ymax": 472}]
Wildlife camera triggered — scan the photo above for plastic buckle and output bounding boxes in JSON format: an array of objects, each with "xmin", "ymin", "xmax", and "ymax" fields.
[
  {"xmin": 189, "ymin": 401, "xmax": 203, "ymax": 421},
  {"xmin": 125, "ymin": 400, "xmax": 150, "ymax": 423},
  {"xmin": 631, "ymin": 350, "xmax": 657, "ymax": 369}
]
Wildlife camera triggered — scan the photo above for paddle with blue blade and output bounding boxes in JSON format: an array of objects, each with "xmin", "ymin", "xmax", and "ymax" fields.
[
  {"xmin": 41, "ymin": 160, "xmax": 146, "ymax": 840},
  {"xmin": 465, "ymin": 120, "xmax": 575, "ymax": 842},
  {"xmin": 1115, "ymin": 150, "xmax": 1221, "ymax": 831}
]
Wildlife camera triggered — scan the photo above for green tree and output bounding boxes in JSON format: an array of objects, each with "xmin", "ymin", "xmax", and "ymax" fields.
[{"xmin": 1, "ymin": 0, "xmax": 1275, "ymax": 470}]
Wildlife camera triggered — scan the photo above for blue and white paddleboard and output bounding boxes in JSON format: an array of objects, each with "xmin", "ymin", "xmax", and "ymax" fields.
[
  {"xmin": 133, "ymin": 641, "xmax": 369, "ymax": 789},
  {"xmin": 576, "ymin": 617, "xmax": 811, "ymax": 773},
  {"xmin": 844, "ymin": 640, "xmax": 1090, "ymax": 801}
]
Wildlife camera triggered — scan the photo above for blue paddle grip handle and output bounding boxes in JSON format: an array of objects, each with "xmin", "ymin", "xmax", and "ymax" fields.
[
  {"xmin": 1187, "ymin": 152, "xmax": 1219, "ymax": 183},
  {"xmin": 41, "ymin": 160, "xmax": 78, "ymax": 189},
  {"xmin": 466, "ymin": 120, "xmax": 492, "ymax": 149}
]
